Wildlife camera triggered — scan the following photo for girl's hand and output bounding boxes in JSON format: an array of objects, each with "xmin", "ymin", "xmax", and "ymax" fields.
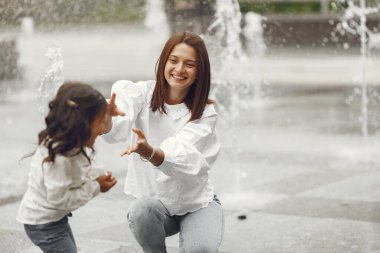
[
  {"xmin": 96, "ymin": 171, "xmax": 117, "ymax": 192},
  {"xmin": 121, "ymin": 128, "xmax": 153, "ymax": 158},
  {"xmin": 108, "ymin": 93, "xmax": 126, "ymax": 117}
]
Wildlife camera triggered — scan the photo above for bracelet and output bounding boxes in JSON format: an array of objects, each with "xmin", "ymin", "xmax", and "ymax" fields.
[{"xmin": 140, "ymin": 148, "xmax": 156, "ymax": 162}]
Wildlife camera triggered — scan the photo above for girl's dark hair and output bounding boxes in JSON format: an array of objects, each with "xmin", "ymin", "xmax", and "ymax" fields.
[
  {"xmin": 150, "ymin": 31, "xmax": 214, "ymax": 121},
  {"xmin": 38, "ymin": 81, "xmax": 107, "ymax": 164}
]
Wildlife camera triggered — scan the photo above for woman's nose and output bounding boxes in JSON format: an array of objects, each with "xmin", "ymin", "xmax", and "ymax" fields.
[{"xmin": 175, "ymin": 63, "xmax": 185, "ymax": 73}]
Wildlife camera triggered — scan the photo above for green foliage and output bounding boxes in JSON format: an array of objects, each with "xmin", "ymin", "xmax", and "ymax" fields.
[
  {"xmin": 240, "ymin": 1, "xmax": 322, "ymax": 15},
  {"xmin": 0, "ymin": 0, "xmax": 146, "ymax": 27},
  {"xmin": 87, "ymin": 0, "xmax": 145, "ymax": 24}
]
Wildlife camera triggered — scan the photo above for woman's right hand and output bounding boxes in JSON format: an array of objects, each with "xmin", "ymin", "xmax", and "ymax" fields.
[
  {"xmin": 96, "ymin": 171, "xmax": 117, "ymax": 192},
  {"xmin": 108, "ymin": 93, "xmax": 126, "ymax": 117},
  {"xmin": 102, "ymin": 93, "xmax": 126, "ymax": 135}
]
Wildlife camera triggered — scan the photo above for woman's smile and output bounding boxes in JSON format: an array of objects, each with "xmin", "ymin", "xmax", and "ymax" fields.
[
  {"xmin": 164, "ymin": 42, "xmax": 197, "ymax": 103},
  {"xmin": 171, "ymin": 74, "xmax": 186, "ymax": 80}
]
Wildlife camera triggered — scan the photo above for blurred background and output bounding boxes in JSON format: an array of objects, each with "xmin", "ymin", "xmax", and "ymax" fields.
[{"xmin": 1, "ymin": 1, "xmax": 380, "ymax": 252}]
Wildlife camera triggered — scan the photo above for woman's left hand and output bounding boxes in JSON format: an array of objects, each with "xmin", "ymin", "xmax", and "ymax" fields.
[{"xmin": 121, "ymin": 128, "xmax": 153, "ymax": 158}]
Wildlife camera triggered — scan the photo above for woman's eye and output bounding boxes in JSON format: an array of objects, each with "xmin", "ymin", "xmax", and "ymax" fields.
[{"xmin": 186, "ymin": 64, "xmax": 195, "ymax": 68}]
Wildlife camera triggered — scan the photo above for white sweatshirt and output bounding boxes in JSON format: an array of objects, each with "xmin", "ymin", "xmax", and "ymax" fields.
[
  {"xmin": 102, "ymin": 80, "xmax": 220, "ymax": 215},
  {"xmin": 17, "ymin": 145, "xmax": 101, "ymax": 225}
]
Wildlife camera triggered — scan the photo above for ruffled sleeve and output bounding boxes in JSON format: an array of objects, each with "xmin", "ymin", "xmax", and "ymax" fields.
[
  {"xmin": 102, "ymin": 80, "xmax": 153, "ymax": 143},
  {"xmin": 158, "ymin": 104, "xmax": 220, "ymax": 178}
]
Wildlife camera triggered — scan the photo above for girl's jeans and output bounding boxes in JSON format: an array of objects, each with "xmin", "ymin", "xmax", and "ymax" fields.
[
  {"xmin": 24, "ymin": 215, "xmax": 77, "ymax": 253},
  {"xmin": 127, "ymin": 196, "xmax": 225, "ymax": 253}
]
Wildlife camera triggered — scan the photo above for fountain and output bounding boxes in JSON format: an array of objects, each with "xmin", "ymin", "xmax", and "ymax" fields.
[
  {"xmin": 204, "ymin": 0, "xmax": 277, "ymax": 213},
  {"xmin": 0, "ymin": 38, "xmax": 19, "ymax": 82},
  {"xmin": 144, "ymin": 0, "xmax": 169, "ymax": 37},
  {"xmin": 0, "ymin": 1, "xmax": 380, "ymax": 251},
  {"xmin": 243, "ymin": 12, "xmax": 266, "ymax": 58},
  {"xmin": 334, "ymin": 0, "xmax": 380, "ymax": 140},
  {"xmin": 37, "ymin": 46, "xmax": 64, "ymax": 116},
  {"xmin": 20, "ymin": 17, "xmax": 34, "ymax": 38},
  {"xmin": 202, "ymin": 0, "xmax": 380, "ymax": 214},
  {"xmin": 205, "ymin": 0, "xmax": 266, "ymax": 110},
  {"xmin": 205, "ymin": 1, "xmax": 246, "ymax": 200}
]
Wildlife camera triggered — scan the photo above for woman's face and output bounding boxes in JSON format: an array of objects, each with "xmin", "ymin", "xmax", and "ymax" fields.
[{"xmin": 164, "ymin": 43, "xmax": 197, "ymax": 96}]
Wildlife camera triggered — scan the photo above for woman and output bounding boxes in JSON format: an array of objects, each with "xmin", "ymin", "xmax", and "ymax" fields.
[{"xmin": 103, "ymin": 31, "xmax": 224, "ymax": 253}]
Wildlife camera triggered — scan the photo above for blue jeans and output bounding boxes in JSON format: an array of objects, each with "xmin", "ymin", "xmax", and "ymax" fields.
[
  {"xmin": 24, "ymin": 215, "xmax": 77, "ymax": 253},
  {"xmin": 127, "ymin": 196, "xmax": 225, "ymax": 253}
]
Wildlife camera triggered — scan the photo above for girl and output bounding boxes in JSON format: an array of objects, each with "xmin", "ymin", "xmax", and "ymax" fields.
[
  {"xmin": 17, "ymin": 82, "xmax": 118, "ymax": 253},
  {"xmin": 103, "ymin": 32, "xmax": 224, "ymax": 252}
]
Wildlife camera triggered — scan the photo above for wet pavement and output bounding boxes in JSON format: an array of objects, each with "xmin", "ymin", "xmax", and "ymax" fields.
[{"xmin": 1, "ymin": 26, "xmax": 380, "ymax": 252}]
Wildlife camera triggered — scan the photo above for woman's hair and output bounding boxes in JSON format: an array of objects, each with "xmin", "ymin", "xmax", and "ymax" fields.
[
  {"xmin": 151, "ymin": 31, "xmax": 214, "ymax": 121},
  {"xmin": 38, "ymin": 81, "xmax": 107, "ymax": 164}
]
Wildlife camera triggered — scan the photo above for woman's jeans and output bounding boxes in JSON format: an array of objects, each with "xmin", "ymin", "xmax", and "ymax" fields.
[
  {"xmin": 24, "ymin": 215, "xmax": 77, "ymax": 253},
  {"xmin": 127, "ymin": 196, "xmax": 225, "ymax": 253}
]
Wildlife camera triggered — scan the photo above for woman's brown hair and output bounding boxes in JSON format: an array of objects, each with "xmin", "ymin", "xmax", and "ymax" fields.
[{"xmin": 150, "ymin": 31, "xmax": 214, "ymax": 121}]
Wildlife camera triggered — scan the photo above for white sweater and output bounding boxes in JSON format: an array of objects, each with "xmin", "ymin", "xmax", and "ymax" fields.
[
  {"xmin": 102, "ymin": 80, "xmax": 220, "ymax": 215},
  {"xmin": 17, "ymin": 145, "xmax": 101, "ymax": 225}
]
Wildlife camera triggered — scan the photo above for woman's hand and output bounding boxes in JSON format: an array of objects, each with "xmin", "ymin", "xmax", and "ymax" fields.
[
  {"xmin": 96, "ymin": 171, "xmax": 117, "ymax": 192},
  {"xmin": 108, "ymin": 93, "xmax": 126, "ymax": 117},
  {"xmin": 121, "ymin": 128, "xmax": 153, "ymax": 158},
  {"xmin": 102, "ymin": 93, "xmax": 125, "ymax": 135},
  {"xmin": 121, "ymin": 128, "xmax": 165, "ymax": 166}
]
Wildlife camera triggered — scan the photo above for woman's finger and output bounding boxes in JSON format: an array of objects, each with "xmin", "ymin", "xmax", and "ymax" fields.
[
  {"xmin": 121, "ymin": 145, "xmax": 138, "ymax": 156},
  {"xmin": 121, "ymin": 149, "xmax": 130, "ymax": 156},
  {"xmin": 116, "ymin": 108, "xmax": 126, "ymax": 116},
  {"xmin": 109, "ymin": 93, "xmax": 116, "ymax": 106},
  {"xmin": 121, "ymin": 147, "xmax": 131, "ymax": 156},
  {"xmin": 132, "ymin": 128, "xmax": 145, "ymax": 139}
]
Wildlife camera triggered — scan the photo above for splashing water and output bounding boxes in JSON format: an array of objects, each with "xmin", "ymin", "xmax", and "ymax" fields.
[
  {"xmin": 38, "ymin": 46, "xmax": 64, "ymax": 116},
  {"xmin": 205, "ymin": 0, "xmax": 266, "ymax": 112},
  {"xmin": 334, "ymin": 0, "xmax": 380, "ymax": 140},
  {"xmin": 206, "ymin": 0, "xmax": 244, "ymax": 70},
  {"xmin": 205, "ymin": 0, "xmax": 267, "ymax": 212},
  {"xmin": 20, "ymin": 17, "xmax": 34, "ymax": 38},
  {"xmin": 144, "ymin": 0, "xmax": 169, "ymax": 37},
  {"xmin": 243, "ymin": 12, "xmax": 266, "ymax": 58},
  {"xmin": 205, "ymin": 1, "xmax": 245, "ymax": 196}
]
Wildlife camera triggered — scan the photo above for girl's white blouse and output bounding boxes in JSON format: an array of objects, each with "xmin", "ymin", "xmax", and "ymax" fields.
[
  {"xmin": 17, "ymin": 146, "xmax": 101, "ymax": 225},
  {"xmin": 103, "ymin": 80, "xmax": 220, "ymax": 215}
]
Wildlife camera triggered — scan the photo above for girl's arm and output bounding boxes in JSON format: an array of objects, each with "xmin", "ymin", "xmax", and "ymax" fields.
[{"xmin": 43, "ymin": 156, "xmax": 110, "ymax": 211}]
